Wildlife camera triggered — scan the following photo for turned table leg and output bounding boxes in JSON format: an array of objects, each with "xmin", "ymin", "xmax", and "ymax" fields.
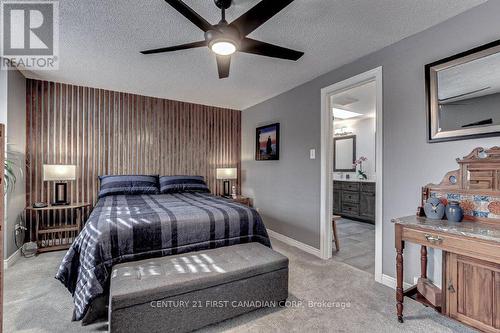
[
  {"xmin": 421, "ymin": 245, "xmax": 427, "ymax": 279},
  {"xmin": 395, "ymin": 224, "xmax": 405, "ymax": 323}
]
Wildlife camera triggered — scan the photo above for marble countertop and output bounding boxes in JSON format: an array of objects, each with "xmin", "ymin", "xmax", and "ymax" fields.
[
  {"xmin": 333, "ymin": 179, "xmax": 375, "ymax": 183},
  {"xmin": 392, "ymin": 215, "xmax": 500, "ymax": 244}
]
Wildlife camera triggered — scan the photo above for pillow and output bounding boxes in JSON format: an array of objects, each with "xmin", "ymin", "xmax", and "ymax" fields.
[
  {"xmin": 159, "ymin": 175, "xmax": 210, "ymax": 194},
  {"xmin": 98, "ymin": 175, "xmax": 159, "ymax": 198}
]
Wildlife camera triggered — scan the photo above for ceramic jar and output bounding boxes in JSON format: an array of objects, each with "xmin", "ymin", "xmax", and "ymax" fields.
[
  {"xmin": 423, "ymin": 197, "xmax": 445, "ymax": 220},
  {"xmin": 445, "ymin": 201, "xmax": 464, "ymax": 222}
]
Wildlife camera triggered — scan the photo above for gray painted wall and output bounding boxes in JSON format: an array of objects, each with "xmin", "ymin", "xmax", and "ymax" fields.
[
  {"xmin": 241, "ymin": 1, "xmax": 499, "ymax": 284},
  {"xmin": 5, "ymin": 69, "xmax": 26, "ymax": 258}
]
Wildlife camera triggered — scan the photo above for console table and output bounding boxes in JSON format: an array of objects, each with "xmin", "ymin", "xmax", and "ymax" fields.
[
  {"xmin": 393, "ymin": 147, "xmax": 500, "ymax": 332},
  {"xmin": 393, "ymin": 216, "xmax": 500, "ymax": 331}
]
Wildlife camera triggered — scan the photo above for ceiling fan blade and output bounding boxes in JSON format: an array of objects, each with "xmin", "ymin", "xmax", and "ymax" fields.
[
  {"xmin": 240, "ymin": 38, "xmax": 303, "ymax": 60},
  {"xmin": 164, "ymin": 0, "xmax": 213, "ymax": 32},
  {"xmin": 216, "ymin": 55, "xmax": 231, "ymax": 79},
  {"xmin": 229, "ymin": 0, "xmax": 295, "ymax": 36},
  {"xmin": 141, "ymin": 40, "xmax": 206, "ymax": 54}
]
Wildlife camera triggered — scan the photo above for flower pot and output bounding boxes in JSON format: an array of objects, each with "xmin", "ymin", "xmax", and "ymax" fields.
[{"xmin": 357, "ymin": 171, "xmax": 368, "ymax": 180}]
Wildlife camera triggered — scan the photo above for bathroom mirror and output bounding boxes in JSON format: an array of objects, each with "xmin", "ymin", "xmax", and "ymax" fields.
[
  {"xmin": 426, "ymin": 40, "xmax": 500, "ymax": 143},
  {"xmin": 333, "ymin": 135, "xmax": 356, "ymax": 172}
]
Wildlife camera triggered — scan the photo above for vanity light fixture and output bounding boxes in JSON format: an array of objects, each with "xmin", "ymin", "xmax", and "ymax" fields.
[{"xmin": 334, "ymin": 127, "xmax": 354, "ymax": 136}]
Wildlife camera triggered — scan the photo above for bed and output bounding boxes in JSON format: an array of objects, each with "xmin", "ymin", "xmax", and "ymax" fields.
[{"xmin": 55, "ymin": 190, "xmax": 271, "ymax": 321}]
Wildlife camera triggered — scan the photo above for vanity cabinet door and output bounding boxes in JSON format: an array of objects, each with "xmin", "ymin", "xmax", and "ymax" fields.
[
  {"xmin": 359, "ymin": 192, "xmax": 375, "ymax": 221},
  {"xmin": 333, "ymin": 189, "xmax": 341, "ymax": 214},
  {"xmin": 361, "ymin": 182, "xmax": 375, "ymax": 193},
  {"xmin": 446, "ymin": 253, "xmax": 500, "ymax": 333}
]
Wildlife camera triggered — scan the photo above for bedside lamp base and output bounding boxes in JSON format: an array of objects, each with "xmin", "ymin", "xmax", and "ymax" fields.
[
  {"xmin": 52, "ymin": 182, "xmax": 69, "ymax": 206},
  {"xmin": 223, "ymin": 180, "xmax": 231, "ymax": 198}
]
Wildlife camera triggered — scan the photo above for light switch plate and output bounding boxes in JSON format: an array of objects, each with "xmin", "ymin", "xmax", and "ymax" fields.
[{"xmin": 310, "ymin": 149, "xmax": 316, "ymax": 159}]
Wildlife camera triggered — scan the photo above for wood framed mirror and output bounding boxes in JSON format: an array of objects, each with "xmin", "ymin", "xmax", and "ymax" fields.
[
  {"xmin": 426, "ymin": 40, "xmax": 500, "ymax": 143},
  {"xmin": 333, "ymin": 135, "xmax": 356, "ymax": 172}
]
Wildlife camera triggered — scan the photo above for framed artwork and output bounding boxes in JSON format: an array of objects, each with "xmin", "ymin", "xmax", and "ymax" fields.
[{"xmin": 255, "ymin": 123, "xmax": 280, "ymax": 160}]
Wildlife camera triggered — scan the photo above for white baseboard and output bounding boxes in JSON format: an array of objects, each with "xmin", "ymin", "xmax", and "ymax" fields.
[
  {"xmin": 381, "ymin": 273, "xmax": 412, "ymax": 290},
  {"xmin": 267, "ymin": 229, "xmax": 322, "ymax": 258},
  {"xmin": 4, "ymin": 248, "xmax": 21, "ymax": 270}
]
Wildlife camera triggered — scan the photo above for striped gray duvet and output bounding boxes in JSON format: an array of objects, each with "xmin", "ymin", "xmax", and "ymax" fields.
[{"xmin": 55, "ymin": 192, "xmax": 271, "ymax": 321}]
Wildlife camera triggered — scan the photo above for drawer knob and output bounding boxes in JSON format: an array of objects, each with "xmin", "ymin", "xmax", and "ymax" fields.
[{"xmin": 424, "ymin": 234, "xmax": 443, "ymax": 243}]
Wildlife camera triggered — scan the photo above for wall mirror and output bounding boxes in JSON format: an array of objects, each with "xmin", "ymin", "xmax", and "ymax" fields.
[
  {"xmin": 333, "ymin": 135, "xmax": 356, "ymax": 171},
  {"xmin": 426, "ymin": 40, "xmax": 500, "ymax": 143}
]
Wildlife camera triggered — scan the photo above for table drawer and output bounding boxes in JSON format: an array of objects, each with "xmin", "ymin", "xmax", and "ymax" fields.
[
  {"xmin": 342, "ymin": 182, "xmax": 360, "ymax": 191},
  {"xmin": 342, "ymin": 190, "xmax": 359, "ymax": 203},
  {"xmin": 402, "ymin": 228, "xmax": 500, "ymax": 264}
]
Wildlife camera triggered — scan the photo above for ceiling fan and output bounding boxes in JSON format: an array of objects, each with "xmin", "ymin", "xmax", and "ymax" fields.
[{"xmin": 141, "ymin": 0, "xmax": 304, "ymax": 79}]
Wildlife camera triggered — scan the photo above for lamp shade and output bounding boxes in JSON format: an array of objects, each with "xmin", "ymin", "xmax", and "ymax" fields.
[
  {"xmin": 216, "ymin": 168, "xmax": 237, "ymax": 180},
  {"xmin": 43, "ymin": 164, "xmax": 76, "ymax": 181}
]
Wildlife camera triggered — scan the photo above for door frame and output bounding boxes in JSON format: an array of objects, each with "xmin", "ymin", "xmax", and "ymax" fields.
[{"xmin": 319, "ymin": 67, "xmax": 383, "ymax": 283}]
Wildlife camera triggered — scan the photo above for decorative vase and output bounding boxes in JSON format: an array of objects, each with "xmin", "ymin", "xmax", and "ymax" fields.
[
  {"xmin": 423, "ymin": 198, "xmax": 445, "ymax": 220},
  {"xmin": 357, "ymin": 170, "xmax": 368, "ymax": 180},
  {"xmin": 445, "ymin": 201, "xmax": 463, "ymax": 222}
]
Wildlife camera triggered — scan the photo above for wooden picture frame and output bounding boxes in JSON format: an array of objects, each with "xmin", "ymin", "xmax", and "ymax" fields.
[{"xmin": 255, "ymin": 123, "xmax": 280, "ymax": 161}]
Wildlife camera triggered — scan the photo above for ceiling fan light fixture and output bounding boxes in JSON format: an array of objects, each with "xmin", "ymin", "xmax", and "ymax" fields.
[
  {"xmin": 141, "ymin": 0, "xmax": 304, "ymax": 79},
  {"xmin": 210, "ymin": 40, "xmax": 237, "ymax": 56}
]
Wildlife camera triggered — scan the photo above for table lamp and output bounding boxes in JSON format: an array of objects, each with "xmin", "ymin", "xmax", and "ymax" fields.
[
  {"xmin": 43, "ymin": 164, "xmax": 76, "ymax": 205},
  {"xmin": 216, "ymin": 168, "xmax": 237, "ymax": 198}
]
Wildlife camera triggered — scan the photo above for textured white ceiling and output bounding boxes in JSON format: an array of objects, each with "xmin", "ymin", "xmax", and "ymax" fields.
[
  {"xmin": 331, "ymin": 81, "xmax": 376, "ymax": 118},
  {"xmin": 23, "ymin": 0, "xmax": 485, "ymax": 109},
  {"xmin": 438, "ymin": 51, "xmax": 500, "ymax": 102}
]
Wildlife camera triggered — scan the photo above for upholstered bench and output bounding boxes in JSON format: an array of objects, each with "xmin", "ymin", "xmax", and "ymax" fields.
[{"xmin": 108, "ymin": 243, "xmax": 289, "ymax": 333}]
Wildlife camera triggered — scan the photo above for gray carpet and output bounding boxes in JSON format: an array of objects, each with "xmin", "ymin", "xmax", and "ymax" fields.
[{"xmin": 4, "ymin": 237, "xmax": 476, "ymax": 333}]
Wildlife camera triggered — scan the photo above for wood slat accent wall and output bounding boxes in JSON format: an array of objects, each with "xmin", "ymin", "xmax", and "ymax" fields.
[{"xmin": 26, "ymin": 79, "xmax": 241, "ymax": 209}]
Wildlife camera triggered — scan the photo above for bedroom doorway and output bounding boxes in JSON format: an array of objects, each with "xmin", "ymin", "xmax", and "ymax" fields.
[{"xmin": 320, "ymin": 67, "xmax": 383, "ymax": 283}]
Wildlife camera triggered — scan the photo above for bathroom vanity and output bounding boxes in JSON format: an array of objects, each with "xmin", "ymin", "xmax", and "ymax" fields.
[{"xmin": 333, "ymin": 180, "xmax": 375, "ymax": 224}]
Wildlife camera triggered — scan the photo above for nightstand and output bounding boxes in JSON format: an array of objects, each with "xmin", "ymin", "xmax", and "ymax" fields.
[
  {"xmin": 26, "ymin": 203, "xmax": 91, "ymax": 253},
  {"xmin": 231, "ymin": 195, "xmax": 252, "ymax": 207}
]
